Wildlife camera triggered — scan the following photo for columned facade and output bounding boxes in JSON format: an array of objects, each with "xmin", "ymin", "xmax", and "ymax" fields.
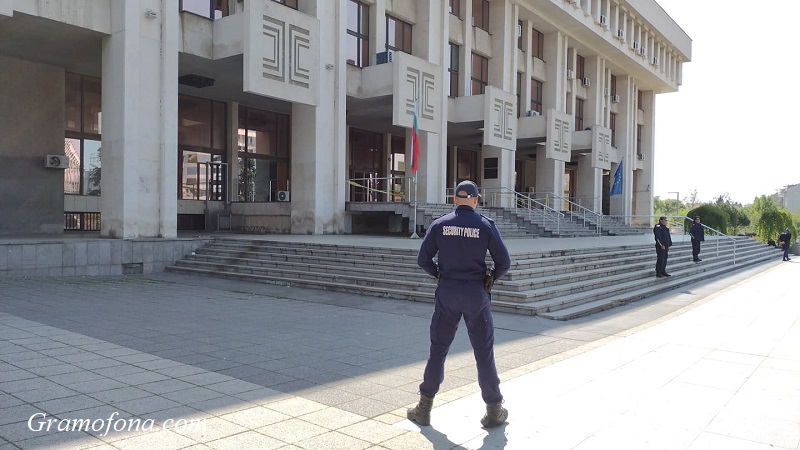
[{"xmin": 0, "ymin": 0, "xmax": 690, "ymax": 237}]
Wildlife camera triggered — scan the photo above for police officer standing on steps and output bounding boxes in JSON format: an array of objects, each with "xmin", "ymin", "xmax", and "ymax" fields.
[
  {"xmin": 690, "ymin": 216, "xmax": 704, "ymax": 262},
  {"xmin": 409, "ymin": 180, "xmax": 511, "ymax": 429},
  {"xmin": 654, "ymin": 216, "xmax": 673, "ymax": 277},
  {"xmin": 779, "ymin": 227, "xmax": 792, "ymax": 261}
]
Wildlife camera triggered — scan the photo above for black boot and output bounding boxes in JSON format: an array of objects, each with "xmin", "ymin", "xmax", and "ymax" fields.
[
  {"xmin": 407, "ymin": 394, "xmax": 434, "ymax": 426},
  {"xmin": 480, "ymin": 402, "xmax": 508, "ymax": 428}
]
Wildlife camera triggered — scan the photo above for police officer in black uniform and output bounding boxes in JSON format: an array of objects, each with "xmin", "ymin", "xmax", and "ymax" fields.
[
  {"xmin": 654, "ymin": 216, "xmax": 672, "ymax": 277},
  {"xmin": 689, "ymin": 216, "xmax": 704, "ymax": 262},
  {"xmin": 408, "ymin": 180, "xmax": 511, "ymax": 428},
  {"xmin": 779, "ymin": 227, "xmax": 792, "ymax": 261}
]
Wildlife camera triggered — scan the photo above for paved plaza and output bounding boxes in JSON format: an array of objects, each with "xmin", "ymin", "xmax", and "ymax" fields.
[{"xmin": 0, "ymin": 237, "xmax": 798, "ymax": 449}]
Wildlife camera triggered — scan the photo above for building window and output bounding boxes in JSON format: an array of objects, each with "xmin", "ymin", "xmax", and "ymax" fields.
[
  {"xmin": 637, "ymin": 124, "xmax": 643, "ymax": 156},
  {"xmin": 610, "ymin": 74, "xmax": 617, "ymax": 98},
  {"xmin": 516, "ymin": 72, "xmax": 522, "ymax": 116},
  {"xmin": 449, "ymin": 0, "xmax": 461, "ymax": 19},
  {"xmin": 471, "ymin": 53, "xmax": 488, "ymax": 95},
  {"xmin": 472, "ymin": 0, "xmax": 489, "ymax": 31},
  {"xmin": 518, "ymin": 20, "xmax": 524, "ymax": 51},
  {"xmin": 609, "ymin": 113, "xmax": 618, "ymax": 147},
  {"xmin": 238, "ymin": 106, "xmax": 291, "ymax": 202},
  {"xmin": 386, "ymin": 15, "xmax": 412, "ymax": 54},
  {"xmin": 64, "ymin": 73, "xmax": 102, "ymax": 196},
  {"xmin": 178, "ymin": 95, "xmax": 227, "ymax": 201},
  {"xmin": 449, "ymin": 43, "xmax": 460, "ymax": 97},
  {"xmin": 484, "ymin": 157, "xmax": 498, "ymax": 179},
  {"xmin": 576, "ymin": 55, "xmax": 585, "ymax": 80},
  {"xmin": 272, "ymin": 0, "xmax": 298, "ymax": 9},
  {"xmin": 530, "ymin": 78, "xmax": 543, "ymax": 114},
  {"xmin": 346, "ymin": 0, "xmax": 369, "ymax": 67},
  {"xmin": 531, "ymin": 27, "xmax": 544, "ymax": 60},
  {"xmin": 179, "ymin": 0, "xmax": 238, "ymax": 19},
  {"xmin": 637, "ymin": 90, "xmax": 643, "ymax": 110},
  {"xmin": 575, "ymin": 98, "xmax": 584, "ymax": 131}
]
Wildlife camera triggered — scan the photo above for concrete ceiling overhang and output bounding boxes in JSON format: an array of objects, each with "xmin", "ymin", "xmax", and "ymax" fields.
[{"xmin": 0, "ymin": 12, "xmax": 103, "ymax": 76}]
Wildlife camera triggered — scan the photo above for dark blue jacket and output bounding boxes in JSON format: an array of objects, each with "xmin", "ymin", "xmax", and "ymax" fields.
[
  {"xmin": 417, "ymin": 205, "xmax": 511, "ymax": 281},
  {"xmin": 653, "ymin": 223, "xmax": 672, "ymax": 248},
  {"xmin": 690, "ymin": 222, "xmax": 705, "ymax": 241}
]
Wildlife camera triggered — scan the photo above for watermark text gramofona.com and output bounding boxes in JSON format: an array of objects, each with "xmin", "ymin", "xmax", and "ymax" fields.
[{"xmin": 28, "ymin": 412, "xmax": 207, "ymax": 437}]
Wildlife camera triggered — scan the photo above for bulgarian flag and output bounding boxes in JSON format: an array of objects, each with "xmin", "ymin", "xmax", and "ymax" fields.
[{"xmin": 411, "ymin": 100, "xmax": 421, "ymax": 174}]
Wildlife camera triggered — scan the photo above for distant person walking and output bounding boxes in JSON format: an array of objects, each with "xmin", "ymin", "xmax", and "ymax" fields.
[
  {"xmin": 653, "ymin": 216, "xmax": 673, "ymax": 277},
  {"xmin": 779, "ymin": 228, "xmax": 792, "ymax": 261},
  {"xmin": 689, "ymin": 216, "xmax": 704, "ymax": 262}
]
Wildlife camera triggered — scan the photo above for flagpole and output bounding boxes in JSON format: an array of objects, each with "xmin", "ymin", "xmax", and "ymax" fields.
[{"xmin": 410, "ymin": 174, "xmax": 419, "ymax": 239}]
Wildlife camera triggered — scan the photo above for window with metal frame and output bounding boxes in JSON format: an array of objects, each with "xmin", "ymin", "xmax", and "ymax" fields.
[
  {"xmin": 449, "ymin": 43, "xmax": 460, "ymax": 98},
  {"xmin": 64, "ymin": 72, "xmax": 102, "ymax": 197},
  {"xmin": 471, "ymin": 53, "xmax": 488, "ymax": 95},
  {"xmin": 449, "ymin": 0, "xmax": 462, "ymax": 19},
  {"xmin": 346, "ymin": 0, "xmax": 370, "ymax": 67},
  {"xmin": 178, "ymin": 95, "xmax": 228, "ymax": 201},
  {"xmin": 531, "ymin": 27, "xmax": 544, "ymax": 60},
  {"xmin": 530, "ymin": 78, "xmax": 543, "ymax": 114},
  {"xmin": 386, "ymin": 15, "xmax": 412, "ymax": 54},
  {"xmin": 237, "ymin": 106, "xmax": 292, "ymax": 202},
  {"xmin": 472, "ymin": 0, "xmax": 489, "ymax": 31},
  {"xmin": 575, "ymin": 98, "xmax": 584, "ymax": 131}
]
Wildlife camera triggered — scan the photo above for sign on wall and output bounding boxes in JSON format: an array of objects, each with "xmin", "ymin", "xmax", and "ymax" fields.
[
  {"xmin": 545, "ymin": 109, "xmax": 572, "ymax": 162},
  {"xmin": 244, "ymin": 0, "xmax": 319, "ymax": 106},
  {"xmin": 392, "ymin": 52, "xmax": 439, "ymax": 133},
  {"xmin": 482, "ymin": 86, "xmax": 516, "ymax": 149},
  {"xmin": 591, "ymin": 126, "xmax": 612, "ymax": 170}
]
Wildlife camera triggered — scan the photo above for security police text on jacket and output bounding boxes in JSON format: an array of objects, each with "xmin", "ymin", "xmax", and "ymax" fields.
[{"xmin": 417, "ymin": 189, "xmax": 511, "ymax": 282}]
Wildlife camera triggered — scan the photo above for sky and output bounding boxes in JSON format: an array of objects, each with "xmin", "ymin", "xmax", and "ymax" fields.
[{"xmin": 652, "ymin": 1, "xmax": 800, "ymax": 206}]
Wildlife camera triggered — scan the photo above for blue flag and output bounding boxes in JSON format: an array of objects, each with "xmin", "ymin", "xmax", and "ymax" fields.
[{"xmin": 610, "ymin": 160, "xmax": 623, "ymax": 196}]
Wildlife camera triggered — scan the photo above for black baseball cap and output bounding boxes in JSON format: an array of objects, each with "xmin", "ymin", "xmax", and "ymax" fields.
[
  {"xmin": 455, "ymin": 180, "xmax": 481, "ymax": 199},
  {"xmin": 659, "ymin": 216, "xmax": 667, "ymax": 220}
]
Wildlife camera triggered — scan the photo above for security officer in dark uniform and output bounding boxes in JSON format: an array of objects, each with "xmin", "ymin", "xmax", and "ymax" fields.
[
  {"xmin": 408, "ymin": 180, "xmax": 511, "ymax": 428},
  {"xmin": 654, "ymin": 216, "xmax": 672, "ymax": 277},
  {"xmin": 689, "ymin": 216, "xmax": 704, "ymax": 262},
  {"xmin": 779, "ymin": 227, "xmax": 792, "ymax": 261}
]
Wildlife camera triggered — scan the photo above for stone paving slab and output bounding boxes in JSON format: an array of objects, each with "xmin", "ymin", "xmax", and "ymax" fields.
[{"xmin": 0, "ymin": 255, "xmax": 795, "ymax": 449}]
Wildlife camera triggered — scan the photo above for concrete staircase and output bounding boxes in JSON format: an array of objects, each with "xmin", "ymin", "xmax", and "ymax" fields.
[
  {"xmin": 416, "ymin": 203, "xmax": 537, "ymax": 238},
  {"xmin": 166, "ymin": 236, "xmax": 783, "ymax": 320}
]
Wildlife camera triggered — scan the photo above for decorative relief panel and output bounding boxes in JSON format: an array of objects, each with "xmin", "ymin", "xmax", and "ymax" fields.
[
  {"xmin": 482, "ymin": 86, "xmax": 516, "ymax": 148},
  {"xmin": 545, "ymin": 109, "xmax": 572, "ymax": 162},
  {"xmin": 244, "ymin": 0, "xmax": 319, "ymax": 106},
  {"xmin": 591, "ymin": 126, "xmax": 612, "ymax": 170},
  {"xmin": 392, "ymin": 52, "xmax": 440, "ymax": 133}
]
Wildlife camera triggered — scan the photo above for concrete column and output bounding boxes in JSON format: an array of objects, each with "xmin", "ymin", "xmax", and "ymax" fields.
[
  {"xmin": 488, "ymin": 0, "xmax": 514, "ymax": 92},
  {"xmin": 576, "ymin": 153, "xmax": 601, "ymax": 211},
  {"xmin": 584, "ymin": 56, "xmax": 602, "ymax": 126},
  {"xmin": 290, "ymin": 0, "xmax": 346, "ymax": 234},
  {"xmin": 481, "ymin": 145, "xmax": 514, "ymax": 207},
  {"xmin": 635, "ymin": 90, "xmax": 655, "ymax": 218},
  {"xmin": 100, "ymin": 0, "xmax": 178, "ymax": 238},
  {"xmin": 462, "ymin": 0, "xmax": 474, "ymax": 95},
  {"xmin": 370, "ymin": 0, "xmax": 386, "ymax": 66},
  {"xmin": 535, "ymin": 145, "xmax": 565, "ymax": 206},
  {"xmin": 543, "ymin": 31, "xmax": 567, "ymax": 112},
  {"xmin": 609, "ymin": 74, "xmax": 634, "ymax": 217}
]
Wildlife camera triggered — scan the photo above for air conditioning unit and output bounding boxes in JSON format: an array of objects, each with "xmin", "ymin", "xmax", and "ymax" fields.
[
  {"xmin": 526, "ymin": 110, "xmax": 541, "ymax": 117},
  {"xmin": 616, "ymin": 29, "xmax": 625, "ymax": 39},
  {"xmin": 45, "ymin": 154, "xmax": 70, "ymax": 169},
  {"xmin": 652, "ymin": 56, "xmax": 660, "ymax": 66},
  {"xmin": 612, "ymin": 94, "xmax": 621, "ymax": 103},
  {"xmin": 604, "ymin": 87, "xmax": 609, "ymax": 96},
  {"xmin": 376, "ymin": 50, "xmax": 394, "ymax": 65},
  {"xmin": 639, "ymin": 47, "xmax": 646, "ymax": 56},
  {"xmin": 471, "ymin": 17, "xmax": 475, "ymax": 26},
  {"xmin": 581, "ymin": 77, "xmax": 591, "ymax": 87},
  {"xmin": 599, "ymin": 15, "xmax": 607, "ymax": 26},
  {"xmin": 277, "ymin": 191, "xmax": 290, "ymax": 202},
  {"xmin": 632, "ymin": 41, "xmax": 639, "ymax": 50},
  {"xmin": 566, "ymin": 69, "xmax": 575, "ymax": 80},
  {"xmin": 517, "ymin": 24, "xmax": 522, "ymax": 37},
  {"xmin": 637, "ymin": 153, "xmax": 645, "ymax": 161}
]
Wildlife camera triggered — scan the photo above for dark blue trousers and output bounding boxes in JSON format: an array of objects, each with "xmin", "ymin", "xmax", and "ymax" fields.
[
  {"xmin": 655, "ymin": 244, "xmax": 669, "ymax": 274},
  {"xmin": 419, "ymin": 279, "xmax": 503, "ymax": 404}
]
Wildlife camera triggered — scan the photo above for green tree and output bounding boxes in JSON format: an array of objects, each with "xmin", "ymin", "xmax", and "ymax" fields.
[
  {"xmin": 654, "ymin": 196, "xmax": 686, "ymax": 219},
  {"xmin": 714, "ymin": 194, "xmax": 749, "ymax": 235},
  {"xmin": 687, "ymin": 204, "xmax": 729, "ymax": 234},
  {"xmin": 756, "ymin": 209, "xmax": 795, "ymax": 244}
]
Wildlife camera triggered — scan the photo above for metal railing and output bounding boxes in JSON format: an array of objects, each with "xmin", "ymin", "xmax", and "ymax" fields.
[
  {"xmin": 540, "ymin": 192, "xmax": 602, "ymax": 235},
  {"xmin": 604, "ymin": 214, "xmax": 738, "ymax": 265},
  {"xmin": 347, "ymin": 175, "xmax": 415, "ymax": 203},
  {"xmin": 445, "ymin": 187, "xmax": 565, "ymax": 234}
]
